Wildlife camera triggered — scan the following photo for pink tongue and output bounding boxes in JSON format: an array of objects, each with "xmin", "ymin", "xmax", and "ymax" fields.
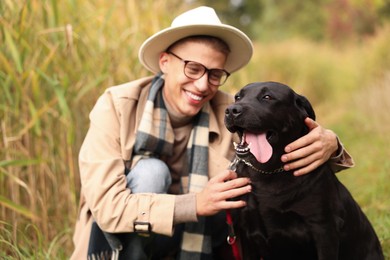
[{"xmin": 245, "ymin": 132, "xmax": 273, "ymax": 163}]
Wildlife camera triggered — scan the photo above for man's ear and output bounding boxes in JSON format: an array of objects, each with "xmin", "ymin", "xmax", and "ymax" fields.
[
  {"xmin": 295, "ymin": 94, "xmax": 316, "ymax": 121},
  {"xmin": 158, "ymin": 52, "xmax": 169, "ymax": 73}
]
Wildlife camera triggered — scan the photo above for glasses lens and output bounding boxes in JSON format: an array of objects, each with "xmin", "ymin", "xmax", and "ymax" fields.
[
  {"xmin": 184, "ymin": 62, "xmax": 205, "ymax": 79},
  {"xmin": 209, "ymin": 70, "xmax": 228, "ymax": 86}
]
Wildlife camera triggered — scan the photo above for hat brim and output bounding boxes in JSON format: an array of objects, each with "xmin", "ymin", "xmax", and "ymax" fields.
[{"xmin": 138, "ymin": 24, "xmax": 253, "ymax": 74}]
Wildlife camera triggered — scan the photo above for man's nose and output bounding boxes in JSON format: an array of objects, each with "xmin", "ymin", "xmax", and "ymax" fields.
[{"xmin": 194, "ymin": 73, "xmax": 209, "ymax": 91}]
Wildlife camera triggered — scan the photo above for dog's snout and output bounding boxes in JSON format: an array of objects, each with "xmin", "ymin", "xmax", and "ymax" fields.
[{"xmin": 225, "ymin": 104, "xmax": 243, "ymax": 118}]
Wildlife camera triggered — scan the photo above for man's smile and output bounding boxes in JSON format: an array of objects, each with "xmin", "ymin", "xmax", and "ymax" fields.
[{"xmin": 185, "ymin": 90, "xmax": 204, "ymax": 102}]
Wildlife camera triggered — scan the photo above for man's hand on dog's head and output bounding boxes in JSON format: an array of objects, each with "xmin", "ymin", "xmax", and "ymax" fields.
[{"xmin": 281, "ymin": 118, "xmax": 338, "ymax": 176}]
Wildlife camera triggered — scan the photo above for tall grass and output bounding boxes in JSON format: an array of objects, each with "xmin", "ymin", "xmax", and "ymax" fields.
[
  {"xmin": 1, "ymin": 1, "xmax": 389, "ymax": 258},
  {"xmin": 0, "ymin": 0, "xmax": 185, "ymax": 258}
]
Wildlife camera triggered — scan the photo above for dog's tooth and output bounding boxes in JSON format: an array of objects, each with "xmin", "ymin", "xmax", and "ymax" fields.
[
  {"xmin": 233, "ymin": 142, "xmax": 238, "ymax": 149},
  {"xmin": 240, "ymin": 132, "xmax": 246, "ymax": 145}
]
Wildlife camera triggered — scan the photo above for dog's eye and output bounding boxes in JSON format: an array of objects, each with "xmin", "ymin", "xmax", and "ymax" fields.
[
  {"xmin": 263, "ymin": 95, "xmax": 272, "ymax": 100},
  {"xmin": 235, "ymin": 94, "xmax": 241, "ymax": 101}
]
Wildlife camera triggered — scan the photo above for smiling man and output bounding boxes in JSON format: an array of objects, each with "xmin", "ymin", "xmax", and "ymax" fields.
[{"xmin": 71, "ymin": 6, "xmax": 353, "ymax": 260}]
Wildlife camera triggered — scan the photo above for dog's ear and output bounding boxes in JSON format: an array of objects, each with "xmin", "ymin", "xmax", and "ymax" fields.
[{"xmin": 295, "ymin": 94, "xmax": 316, "ymax": 121}]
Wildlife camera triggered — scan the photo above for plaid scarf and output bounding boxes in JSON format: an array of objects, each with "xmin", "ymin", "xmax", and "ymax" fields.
[
  {"xmin": 87, "ymin": 73, "xmax": 213, "ymax": 259},
  {"xmin": 134, "ymin": 73, "xmax": 212, "ymax": 259}
]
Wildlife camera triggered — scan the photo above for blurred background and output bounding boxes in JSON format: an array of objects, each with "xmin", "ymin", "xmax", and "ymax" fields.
[{"xmin": 1, "ymin": 0, "xmax": 389, "ymax": 258}]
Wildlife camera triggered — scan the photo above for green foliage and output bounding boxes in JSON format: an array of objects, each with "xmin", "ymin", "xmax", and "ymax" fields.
[
  {"xmin": 0, "ymin": 221, "xmax": 71, "ymax": 259},
  {"xmin": 1, "ymin": 0, "xmax": 389, "ymax": 258},
  {"xmin": 201, "ymin": 0, "xmax": 390, "ymax": 42}
]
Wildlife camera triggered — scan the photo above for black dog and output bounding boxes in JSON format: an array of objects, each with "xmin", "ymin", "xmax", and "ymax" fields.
[{"xmin": 224, "ymin": 82, "xmax": 383, "ymax": 260}]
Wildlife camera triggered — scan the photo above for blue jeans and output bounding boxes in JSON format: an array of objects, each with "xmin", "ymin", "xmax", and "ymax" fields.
[{"xmin": 126, "ymin": 158, "xmax": 172, "ymax": 193}]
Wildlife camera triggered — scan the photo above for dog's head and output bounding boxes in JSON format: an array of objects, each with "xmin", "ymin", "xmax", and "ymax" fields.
[{"xmin": 225, "ymin": 82, "xmax": 315, "ymax": 169}]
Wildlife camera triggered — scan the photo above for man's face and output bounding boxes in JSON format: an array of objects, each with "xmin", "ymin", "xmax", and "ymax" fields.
[{"xmin": 159, "ymin": 41, "xmax": 227, "ymax": 117}]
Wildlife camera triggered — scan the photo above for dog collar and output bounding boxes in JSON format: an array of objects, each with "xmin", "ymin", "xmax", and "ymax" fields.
[{"xmin": 229, "ymin": 156, "xmax": 285, "ymax": 175}]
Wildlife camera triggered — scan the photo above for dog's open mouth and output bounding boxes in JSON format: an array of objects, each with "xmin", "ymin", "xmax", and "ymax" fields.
[{"xmin": 234, "ymin": 131, "xmax": 274, "ymax": 163}]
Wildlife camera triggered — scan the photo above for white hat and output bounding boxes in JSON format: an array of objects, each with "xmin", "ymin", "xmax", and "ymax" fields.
[{"xmin": 138, "ymin": 6, "xmax": 253, "ymax": 74}]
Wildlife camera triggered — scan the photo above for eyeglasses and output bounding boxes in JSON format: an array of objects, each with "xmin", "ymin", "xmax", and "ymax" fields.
[{"xmin": 167, "ymin": 51, "xmax": 230, "ymax": 86}]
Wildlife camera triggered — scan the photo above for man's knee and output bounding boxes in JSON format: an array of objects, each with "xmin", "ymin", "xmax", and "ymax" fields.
[{"xmin": 126, "ymin": 158, "xmax": 171, "ymax": 193}]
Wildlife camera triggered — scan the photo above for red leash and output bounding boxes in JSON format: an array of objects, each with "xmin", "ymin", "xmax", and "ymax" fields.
[{"xmin": 226, "ymin": 209, "xmax": 241, "ymax": 260}]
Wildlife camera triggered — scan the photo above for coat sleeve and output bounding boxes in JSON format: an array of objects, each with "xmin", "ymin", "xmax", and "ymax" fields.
[
  {"xmin": 329, "ymin": 137, "xmax": 355, "ymax": 173},
  {"xmin": 79, "ymin": 87, "xmax": 175, "ymax": 236}
]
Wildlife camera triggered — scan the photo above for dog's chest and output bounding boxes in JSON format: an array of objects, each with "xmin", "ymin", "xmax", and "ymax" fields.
[{"xmin": 238, "ymin": 164, "xmax": 323, "ymax": 235}]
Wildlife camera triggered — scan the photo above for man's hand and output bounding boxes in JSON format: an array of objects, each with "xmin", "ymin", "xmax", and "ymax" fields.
[
  {"xmin": 281, "ymin": 117, "xmax": 338, "ymax": 176},
  {"xmin": 196, "ymin": 170, "xmax": 251, "ymax": 216}
]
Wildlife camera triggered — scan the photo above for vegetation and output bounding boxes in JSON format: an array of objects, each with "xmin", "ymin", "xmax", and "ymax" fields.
[{"xmin": 1, "ymin": 0, "xmax": 389, "ymax": 258}]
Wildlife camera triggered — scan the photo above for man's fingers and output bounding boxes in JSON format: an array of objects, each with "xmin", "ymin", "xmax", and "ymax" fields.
[
  {"xmin": 283, "ymin": 152, "xmax": 321, "ymax": 172},
  {"xmin": 210, "ymin": 170, "xmax": 250, "ymax": 195},
  {"xmin": 221, "ymin": 183, "xmax": 252, "ymax": 199},
  {"xmin": 219, "ymin": 199, "xmax": 247, "ymax": 209},
  {"xmin": 282, "ymin": 118, "xmax": 339, "ymax": 176},
  {"xmin": 304, "ymin": 117, "xmax": 319, "ymax": 131},
  {"xmin": 293, "ymin": 161, "xmax": 322, "ymax": 176},
  {"xmin": 223, "ymin": 176, "xmax": 251, "ymax": 189},
  {"xmin": 285, "ymin": 132, "xmax": 314, "ymax": 153},
  {"xmin": 285, "ymin": 118, "xmax": 319, "ymax": 153},
  {"xmin": 212, "ymin": 169, "xmax": 237, "ymax": 183},
  {"xmin": 282, "ymin": 144, "xmax": 316, "ymax": 163}
]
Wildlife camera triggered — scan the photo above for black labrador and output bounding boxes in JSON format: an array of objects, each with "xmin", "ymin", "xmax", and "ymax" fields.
[{"xmin": 224, "ymin": 82, "xmax": 383, "ymax": 260}]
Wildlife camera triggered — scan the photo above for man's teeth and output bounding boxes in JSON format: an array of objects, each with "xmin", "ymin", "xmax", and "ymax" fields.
[{"xmin": 186, "ymin": 91, "xmax": 203, "ymax": 101}]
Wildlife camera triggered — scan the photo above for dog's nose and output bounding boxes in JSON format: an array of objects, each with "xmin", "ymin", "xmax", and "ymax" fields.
[{"xmin": 225, "ymin": 104, "xmax": 242, "ymax": 118}]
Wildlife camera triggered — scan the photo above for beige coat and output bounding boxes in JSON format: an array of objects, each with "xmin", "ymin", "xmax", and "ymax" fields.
[
  {"xmin": 71, "ymin": 76, "xmax": 354, "ymax": 259},
  {"xmin": 71, "ymin": 77, "xmax": 240, "ymax": 259}
]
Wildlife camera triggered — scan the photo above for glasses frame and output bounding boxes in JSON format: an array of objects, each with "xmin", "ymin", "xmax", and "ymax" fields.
[{"xmin": 166, "ymin": 51, "xmax": 230, "ymax": 86}]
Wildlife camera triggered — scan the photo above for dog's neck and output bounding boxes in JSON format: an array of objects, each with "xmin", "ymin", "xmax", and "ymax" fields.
[{"xmin": 230, "ymin": 155, "xmax": 285, "ymax": 175}]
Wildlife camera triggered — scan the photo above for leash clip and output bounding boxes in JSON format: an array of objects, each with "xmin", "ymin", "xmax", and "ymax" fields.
[
  {"xmin": 229, "ymin": 157, "xmax": 239, "ymax": 172},
  {"xmin": 227, "ymin": 233, "xmax": 237, "ymax": 245},
  {"xmin": 226, "ymin": 209, "xmax": 241, "ymax": 260},
  {"xmin": 225, "ymin": 209, "xmax": 237, "ymax": 245}
]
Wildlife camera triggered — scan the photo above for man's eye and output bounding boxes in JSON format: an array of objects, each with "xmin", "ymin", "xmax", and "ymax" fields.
[
  {"xmin": 209, "ymin": 73, "xmax": 222, "ymax": 81},
  {"xmin": 186, "ymin": 64, "xmax": 203, "ymax": 75}
]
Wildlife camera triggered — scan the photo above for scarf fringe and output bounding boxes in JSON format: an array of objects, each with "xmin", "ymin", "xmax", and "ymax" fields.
[{"xmin": 87, "ymin": 250, "xmax": 113, "ymax": 260}]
